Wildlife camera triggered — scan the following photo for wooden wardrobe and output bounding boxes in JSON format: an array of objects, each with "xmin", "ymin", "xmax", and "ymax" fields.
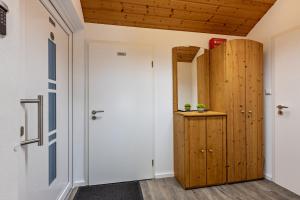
[{"xmin": 210, "ymin": 39, "xmax": 264, "ymax": 183}]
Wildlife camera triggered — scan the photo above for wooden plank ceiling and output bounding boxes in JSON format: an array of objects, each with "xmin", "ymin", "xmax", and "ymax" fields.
[
  {"xmin": 80, "ymin": 0, "xmax": 276, "ymax": 36},
  {"xmin": 175, "ymin": 46, "xmax": 200, "ymax": 62}
]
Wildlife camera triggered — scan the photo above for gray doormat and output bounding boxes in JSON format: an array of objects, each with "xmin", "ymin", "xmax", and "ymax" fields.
[{"xmin": 74, "ymin": 181, "xmax": 144, "ymax": 200}]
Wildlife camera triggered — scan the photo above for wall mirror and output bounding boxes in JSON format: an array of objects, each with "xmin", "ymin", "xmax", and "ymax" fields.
[{"xmin": 172, "ymin": 46, "xmax": 210, "ymax": 112}]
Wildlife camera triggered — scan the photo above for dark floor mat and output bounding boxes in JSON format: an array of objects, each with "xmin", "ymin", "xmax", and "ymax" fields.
[{"xmin": 74, "ymin": 181, "xmax": 144, "ymax": 200}]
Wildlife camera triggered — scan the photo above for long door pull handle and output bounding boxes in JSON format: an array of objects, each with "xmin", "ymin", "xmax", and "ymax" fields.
[{"xmin": 20, "ymin": 95, "xmax": 43, "ymax": 146}]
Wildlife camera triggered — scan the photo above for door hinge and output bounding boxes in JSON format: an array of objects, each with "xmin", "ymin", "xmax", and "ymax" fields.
[
  {"xmin": 152, "ymin": 159, "xmax": 154, "ymax": 167},
  {"xmin": 151, "ymin": 61, "xmax": 154, "ymax": 68}
]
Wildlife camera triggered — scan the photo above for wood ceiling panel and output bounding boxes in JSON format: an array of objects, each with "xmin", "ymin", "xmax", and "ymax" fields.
[{"xmin": 81, "ymin": 0, "xmax": 277, "ymax": 36}]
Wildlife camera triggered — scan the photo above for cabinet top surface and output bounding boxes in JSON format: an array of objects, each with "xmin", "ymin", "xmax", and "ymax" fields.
[{"xmin": 175, "ymin": 111, "xmax": 227, "ymax": 117}]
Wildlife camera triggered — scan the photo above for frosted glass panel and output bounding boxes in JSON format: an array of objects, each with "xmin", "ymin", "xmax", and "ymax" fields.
[
  {"xmin": 48, "ymin": 92, "xmax": 56, "ymax": 132},
  {"xmin": 49, "ymin": 142, "xmax": 57, "ymax": 185},
  {"xmin": 48, "ymin": 39, "xmax": 56, "ymax": 81},
  {"xmin": 48, "ymin": 82, "xmax": 56, "ymax": 90}
]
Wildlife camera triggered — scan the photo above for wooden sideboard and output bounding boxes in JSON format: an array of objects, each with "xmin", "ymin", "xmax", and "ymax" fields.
[{"xmin": 174, "ymin": 111, "xmax": 227, "ymax": 189}]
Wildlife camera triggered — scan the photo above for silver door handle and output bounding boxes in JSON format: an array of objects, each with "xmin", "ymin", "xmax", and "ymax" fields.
[
  {"xmin": 20, "ymin": 95, "xmax": 43, "ymax": 146},
  {"xmin": 91, "ymin": 110, "xmax": 104, "ymax": 115},
  {"xmin": 277, "ymin": 105, "xmax": 288, "ymax": 109}
]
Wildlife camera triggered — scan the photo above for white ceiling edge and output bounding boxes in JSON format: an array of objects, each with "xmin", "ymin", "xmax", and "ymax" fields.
[{"xmin": 50, "ymin": 0, "xmax": 84, "ymax": 32}]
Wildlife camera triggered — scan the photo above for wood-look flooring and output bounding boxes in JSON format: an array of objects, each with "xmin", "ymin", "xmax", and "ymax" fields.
[{"xmin": 140, "ymin": 178, "xmax": 300, "ymax": 200}]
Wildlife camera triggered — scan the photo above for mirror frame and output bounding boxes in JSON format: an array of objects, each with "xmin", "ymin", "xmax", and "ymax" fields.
[{"xmin": 172, "ymin": 46, "xmax": 210, "ymax": 112}]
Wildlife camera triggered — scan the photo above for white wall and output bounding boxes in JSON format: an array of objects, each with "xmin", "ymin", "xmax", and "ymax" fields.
[
  {"xmin": 247, "ymin": 0, "xmax": 300, "ymax": 180},
  {"xmin": 73, "ymin": 23, "xmax": 241, "ymax": 183},
  {"xmin": 0, "ymin": 1, "xmax": 23, "ymax": 199}
]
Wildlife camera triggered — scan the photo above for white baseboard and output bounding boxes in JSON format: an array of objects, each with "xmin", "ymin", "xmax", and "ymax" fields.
[
  {"xmin": 73, "ymin": 180, "xmax": 87, "ymax": 187},
  {"xmin": 57, "ymin": 182, "xmax": 72, "ymax": 200},
  {"xmin": 264, "ymin": 173, "xmax": 273, "ymax": 181},
  {"xmin": 155, "ymin": 172, "xmax": 174, "ymax": 179}
]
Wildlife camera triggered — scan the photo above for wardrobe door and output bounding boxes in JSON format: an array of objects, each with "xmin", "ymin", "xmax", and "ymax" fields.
[
  {"xmin": 245, "ymin": 40, "xmax": 264, "ymax": 180},
  {"xmin": 189, "ymin": 118, "xmax": 207, "ymax": 187},
  {"xmin": 225, "ymin": 40, "xmax": 247, "ymax": 182},
  {"xmin": 206, "ymin": 117, "xmax": 226, "ymax": 185}
]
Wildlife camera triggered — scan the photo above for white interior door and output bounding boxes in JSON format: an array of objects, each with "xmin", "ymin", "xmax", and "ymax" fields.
[
  {"xmin": 274, "ymin": 28, "xmax": 300, "ymax": 195},
  {"xmin": 19, "ymin": 1, "xmax": 71, "ymax": 199},
  {"xmin": 89, "ymin": 42, "xmax": 154, "ymax": 185}
]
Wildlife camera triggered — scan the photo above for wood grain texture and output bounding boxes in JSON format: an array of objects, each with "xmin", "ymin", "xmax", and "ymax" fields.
[
  {"xmin": 245, "ymin": 40, "xmax": 264, "ymax": 180},
  {"xmin": 176, "ymin": 46, "xmax": 200, "ymax": 63},
  {"xmin": 197, "ymin": 49, "xmax": 210, "ymax": 108},
  {"xmin": 173, "ymin": 113, "xmax": 186, "ymax": 187},
  {"xmin": 209, "ymin": 39, "xmax": 264, "ymax": 183},
  {"xmin": 140, "ymin": 178, "xmax": 300, "ymax": 200},
  {"xmin": 176, "ymin": 111, "xmax": 226, "ymax": 117},
  {"xmin": 172, "ymin": 48, "xmax": 178, "ymax": 112},
  {"xmin": 174, "ymin": 113, "xmax": 227, "ymax": 188},
  {"xmin": 226, "ymin": 39, "xmax": 247, "ymax": 182},
  {"xmin": 81, "ymin": 0, "xmax": 277, "ymax": 36},
  {"xmin": 188, "ymin": 118, "xmax": 207, "ymax": 187},
  {"xmin": 206, "ymin": 117, "xmax": 227, "ymax": 185}
]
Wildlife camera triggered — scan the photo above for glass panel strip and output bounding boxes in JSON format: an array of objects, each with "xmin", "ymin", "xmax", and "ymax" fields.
[
  {"xmin": 48, "ymin": 133, "xmax": 57, "ymax": 142},
  {"xmin": 48, "ymin": 82, "xmax": 56, "ymax": 90},
  {"xmin": 48, "ymin": 92, "xmax": 56, "ymax": 132},
  {"xmin": 48, "ymin": 39, "xmax": 56, "ymax": 81},
  {"xmin": 49, "ymin": 142, "xmax": 57, "ymax": 185}
]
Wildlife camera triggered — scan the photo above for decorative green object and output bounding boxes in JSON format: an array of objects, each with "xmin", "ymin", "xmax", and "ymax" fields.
[
  {"xmin": 184, "ymin": 103, "xmax": 191, "ymax": 111},
  {"xmin": 197, "ymin": 103, "xmax": 206, "ymax": 112}
]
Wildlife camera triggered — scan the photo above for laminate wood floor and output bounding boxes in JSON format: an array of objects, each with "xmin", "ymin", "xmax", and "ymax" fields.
[{"xmin": 140, "ymin": 178, "xmax": 300, "ymax": 200}]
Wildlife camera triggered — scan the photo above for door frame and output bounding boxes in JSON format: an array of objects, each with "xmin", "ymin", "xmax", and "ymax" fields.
[
  {"xmin": 271, "ymin": 26, "xmax": 300, "ymax": 182},
  {"xmin": 20, "ymin": 0, "xmax": 74, "ymax": 199},
  {"xmin": 84, "ymin": 40, "xmax": 155, "ymax": 185}
]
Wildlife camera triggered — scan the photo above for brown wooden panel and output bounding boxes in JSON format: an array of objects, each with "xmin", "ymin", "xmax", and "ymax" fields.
[
  {"xmin": 225, "ymin": 40, "xmax": 247, "ymax": 182},
  {"xmin": 206, "ymin": 117, "xmax": 226, "ymax": 185},
  {"xmin": 197, "ymin": 49, "xmax": 210, "ymax": 108},
  {"xmin": 81, "ymin": 0, "xmax": 277, "ymax": 36},
  {"xmin": 245, "ymin": 40, "xmax": 264, "ymax": 180},
  {"xmin": 173, "ymin": 113, "xmax": 186, "ymax": 187},
  {"xmin": 184, "ymin": 118, "xmax": 190, "ymax": 187},
  {"xmin": 188, "ymin": 118, "xmax": 207, "ymax": 187},
  {"xmin": 176, "ymin": 46, "xmax": 200, "ymax": 63},
  {"xmin": 172, "ymin": 48, "xmax": 178, "ymax": 112},
  {"xmin": 209, "ymin": 43, "xmax": 226, "ymax": 112}
]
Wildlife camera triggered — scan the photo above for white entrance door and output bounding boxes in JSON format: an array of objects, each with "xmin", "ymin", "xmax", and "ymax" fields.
[
  {"xmin": 274, "ymin": 28, "xmax": 300, "ymax": 195},
  {"xmin": 88, "ymin": 42, "xmax": 154, "ymax": 185},
  {"xmin": 19, "ymin": 0, "xmax": 71, "ymax": 199}
]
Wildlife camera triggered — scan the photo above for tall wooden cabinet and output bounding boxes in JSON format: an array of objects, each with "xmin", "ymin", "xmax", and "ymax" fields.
[
  {"xmin": 210, "ymin": 39, "xmax": 264, "ymax": 183},
  {"xmin": 174, "ymin": 112, "xmax": 227, "ymax": 189}
]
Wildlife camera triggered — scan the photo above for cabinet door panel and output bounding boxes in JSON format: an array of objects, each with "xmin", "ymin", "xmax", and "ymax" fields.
[
  {"xmin": 245, "ymin": 40, "xmax": 264, "ymax": 180},
  {"xmin": 188, "ymin": 118, "xmax": 207, "ymax": 187},
  {"xmin": 207, "ymin": 117, "xmax": 226, "ymax": 185},
  {"xmin": 225, "ymin": 40, "xmax": 247, "ymax": 182}
]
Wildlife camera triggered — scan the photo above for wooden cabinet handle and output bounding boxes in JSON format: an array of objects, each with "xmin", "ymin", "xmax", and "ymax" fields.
[
  {"xmin": 201, "ymin": 149, "xmax": 205, "ymax": 153},
  {"xmin": 208, "ymin": 149, "xmax": 213, "ymax": 153}
]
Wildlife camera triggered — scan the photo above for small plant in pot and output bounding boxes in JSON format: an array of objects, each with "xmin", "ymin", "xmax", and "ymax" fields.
[
  {"xmin": 197, "ymin": 103, "xmax": 206, "ymax": 112},
  {"xmin": 184, "ymin": 103, "xmax": 192, "ymax": 111}
]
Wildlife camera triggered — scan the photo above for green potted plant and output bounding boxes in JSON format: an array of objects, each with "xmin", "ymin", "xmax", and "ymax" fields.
[
  {"xmin": 184, "ymin": 103, "xmax": 191, "ymax": 111},
  {"xmin": 197, "ymin": 103, "xmax": 206, "ymax": 112}
]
